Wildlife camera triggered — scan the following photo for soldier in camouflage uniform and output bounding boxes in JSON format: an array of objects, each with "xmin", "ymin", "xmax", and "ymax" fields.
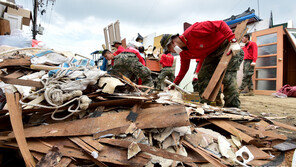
[
  {"xmin": 194, "ymin": 40, "xmax": 244, "ymax": 107},
  {"xmin": 102, "ymin": 50, "xmax": 154, "ymax": 88}
]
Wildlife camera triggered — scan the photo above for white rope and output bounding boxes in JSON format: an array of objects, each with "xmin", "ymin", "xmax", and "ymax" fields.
[{"xmin": 20, "ymin": 66, "xmax": 92, "ymax": 120}]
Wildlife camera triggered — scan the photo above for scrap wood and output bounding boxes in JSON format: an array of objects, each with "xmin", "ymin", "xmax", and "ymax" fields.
[
  {"xmin": 0, "ymin": 57, "xmax": 31, "ymax": 68},
  {"xmin": 55, "ymin": 157, "xmax": 72, "ymax": 167},
  {"xmin": 271, "ymin": 120, "xmax": 296, "ymax": 132},
  {"xmin": 202, "ymin": 19, "xmax": 248, "ymax": 101},
  {"xmin": 246, "ymin": 145, "xmax": 273, "ymax": 160},
  {"xmin": 209, "ymin": 119, "xmax": 254, "ymax": 143},
  {"xmin": 5, "ymin": 140, "xmax": 88, "ymax": 159},
  {"xmin": 9, "ymin": 105, "xmax": 189, "ymax": 138},
  {"xmin": 98, "ymin": 138, "xmax": 205, "ymax": 163},
  {"xmin": 229, "ymin": 120, "xmax": 287, "ymax": 140},
  {"xmin": 182, "ymin": 140, "xmax": 228, "ymax": 167},
  {"xmin": 0, "ymin": 77, "xmax": 43, "ymax": 88},
  {"xmin": 36, "ymin": 146, "xmax": 62, "ymax": 167},
  {"xmin": 190, "ymin": 113, "xmax": 255, "ymax": 121},
  {"xmin": 6, "ymin": 92, "xmax": 36, "ymax": 167},
  {"xmin": 69, "ymin": 137, "xmax": 107, "ymax": 167}
]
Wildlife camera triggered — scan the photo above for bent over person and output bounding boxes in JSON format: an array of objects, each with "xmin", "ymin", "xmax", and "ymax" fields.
[
  {"xmin": 160, "ymin": 20, "xmax": 244, "ymax": 108},
  {"xmin": 102, "ymin": 49, "xmax": 154, "ymax": 88}
]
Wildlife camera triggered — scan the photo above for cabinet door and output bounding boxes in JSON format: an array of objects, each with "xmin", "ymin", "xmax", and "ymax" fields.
[{"xmin": 251, "ymin": 26, "xmax": 284, "ymax": 95}]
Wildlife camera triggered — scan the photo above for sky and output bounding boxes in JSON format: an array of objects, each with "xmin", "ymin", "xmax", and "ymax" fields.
[{"xmin": 16, "ymin": 0, "xmax": 296, "ymax": 57}]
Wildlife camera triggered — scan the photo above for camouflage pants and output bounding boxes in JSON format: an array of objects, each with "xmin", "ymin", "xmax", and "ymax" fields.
[
  {"xmin": 110, "ymin": 52, "xmax": 154, "ymax": 88},
  {"xmin": 239, "ymin": 59, "xmax": 254, "ymax": 91},
  {"xmin": 194, "ymin": 40, "xmax": 244, "ymax": 108},
  {"xmin": 156, "ymin": 67, "xmax": 175, "ymax": 90}
]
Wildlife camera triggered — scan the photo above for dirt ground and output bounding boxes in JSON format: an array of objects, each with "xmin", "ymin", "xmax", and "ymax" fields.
[{"xmin": 240, "ymin": 94, "xmax": 296, "ymax": 138}]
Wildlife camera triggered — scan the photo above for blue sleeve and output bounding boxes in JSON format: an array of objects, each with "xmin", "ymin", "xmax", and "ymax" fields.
[{"xmin": 100, "ymin": 57, "xmax": 108, "ymax": 71}]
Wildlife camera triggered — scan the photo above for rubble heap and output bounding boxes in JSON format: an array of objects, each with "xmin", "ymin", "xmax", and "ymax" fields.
[{"xmin": 0, "ymin": 46, "xmax": 295, "ymax": 167}]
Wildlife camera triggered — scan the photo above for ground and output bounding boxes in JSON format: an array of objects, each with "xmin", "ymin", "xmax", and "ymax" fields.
[{"xmin": 240, "ymin": 94, "xmax": 296, "ymax": 138}]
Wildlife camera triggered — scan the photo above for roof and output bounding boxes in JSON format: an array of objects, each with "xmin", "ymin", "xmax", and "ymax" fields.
[{"xmin": 223, "ymin": 8, "xmax": 261, "ymax": 29}]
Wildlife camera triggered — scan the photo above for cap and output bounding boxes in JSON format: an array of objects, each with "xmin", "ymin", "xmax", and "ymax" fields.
[
  {"xmin": 111, "ymin": 40, "xmax": 122, "ymax": 47},
  {"xmin": 160, "ymin": 34, "xmax": 178, "ymax": 51}
]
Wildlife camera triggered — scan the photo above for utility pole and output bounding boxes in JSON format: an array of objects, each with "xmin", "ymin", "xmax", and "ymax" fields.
[{"xmin": 32, "ymin": 0, "xmax": 38, "ymax": 39}]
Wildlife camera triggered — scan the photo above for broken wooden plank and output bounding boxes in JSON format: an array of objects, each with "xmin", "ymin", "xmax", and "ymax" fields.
[
  {"xmin": 0, "ymin": 57, "xmax": 31, "ymax": 68},
  {"xmin": 69, "ymin": 137, "xmax": 107, "ymax": 167},
  {"xmin": 79, "ymin": 136, "xmax": 104, "ymax": 151},
  {"xmin": 190, "ymin": 113, "xmax": 255, "ymax": 121},
  {"xmin": 209, "ymin": 119, "xmax": 254, "ymax": 143},
  {"xmin": 9, "ymin": 105, "xmax": 189, "ymax": 138},
  {"xmin": 182, "ymin": 140, "xmax": 228, "ymax": 167},
  {"xmin": 6, "ymin": 92, "xmax": 36, "ymax": 167},
  {"xmin": 36, "ymin": 146, "xmax": 62, "ymax": 167},
  {"xmin": 229, "ymin": 120, "xmax": 287, "ymax": 140},
  {"xmin": 272, "ymin": 120, "xmax": 296, "ymax": 131},
  {"xmin": 202, "ymin": 19, "xmax": 249, "ymax": 101},
  {"xmin": 246, "ymin": 145, "xmax": 272, "ymax": 160},
  {"xmin": 98, "ymin": 138, "xmax": 205, "ymax": 163},
  {"xmin": 0, "ymin": 77, "xmax": 43, "ymax": 88},
  {"xmin": 56, "ymin": 157, "xmax": 72, "ymax": 167}
]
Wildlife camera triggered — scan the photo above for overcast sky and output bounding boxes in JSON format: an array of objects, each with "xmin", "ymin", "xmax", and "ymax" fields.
[{"xmin": 16, "ymin": 0, "xmax": 296, "ymax": 57}]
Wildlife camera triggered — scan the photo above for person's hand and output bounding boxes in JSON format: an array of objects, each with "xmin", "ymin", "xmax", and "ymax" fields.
[
  {"xmin": 168, "ymin": 83, "xmax": 175, "ymax": 90},
  {"xmin": 227, "ymin": 42, "xmax": 241, "ymax": 56},
  {"xmin": 251, "ymin": 62, "xmax": 256, "ymax": 66}
]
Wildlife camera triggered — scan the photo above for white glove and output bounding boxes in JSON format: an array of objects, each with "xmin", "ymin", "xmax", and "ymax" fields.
[
  {"xmin": 228, "ymin": 42, "xmax": 241, "ymax": 55},
  {"xmin": 193, "ymin": 73, "xmax": 198, "ymax": 79},
  {"xmin": 251, "ymin": 62, "xmax": 256, "ymax": 66}
]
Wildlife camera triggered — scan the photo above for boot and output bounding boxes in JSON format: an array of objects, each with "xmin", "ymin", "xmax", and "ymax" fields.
[{"xmin": 243, "ymin": 90, "xmax": 254, "ymax": 96}]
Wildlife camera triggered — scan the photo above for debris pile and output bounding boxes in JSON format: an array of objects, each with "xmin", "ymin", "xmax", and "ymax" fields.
[{"xmin": 0, "ymin": 46, "xmax": 295, "ymax": 166}]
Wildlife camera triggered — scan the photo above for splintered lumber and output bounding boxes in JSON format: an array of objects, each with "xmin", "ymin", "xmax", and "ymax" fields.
[
  {"xmin": 209, "ymin": 119, "xmax": 254, "ymax": 143},
  {"xmin": 0, "ymin": 57, "xmax": 31, "ymax": 68},
  {"xmin": 9, "ymin": 105, "xmax": 189, "ymax": 138},
  {"xmin": 0, "ymin": 77, "xmax": 43, "ymax": 88},
  {"xmin": 271, "ymin": 120, "xmax": 296, "ymax": 132},
  {"xmin": 36, "ymin": 146, "xmax": 62, "ymax": 167},
  {"xmin": 6, "ymin": 92, "xmax": 36, "ymax": 167},
  {"xmin": 228, "ymin": 120, "xmax": 287, "ymax": 140},
  {"xmin": 202, "ymin": 19, "xmax": 249, "ymax": 101},
  {"xmin": 55, "ymin": 157, "xmax": 72, "ymax": 167},
  {"xmin": 6, "ymin": 139, "xmax": 151, "ymax": 166},
  {"xmin": 182, "ymin": 140, "xmax": 228, "ymax": 167},
  {"xmin": 69, "ymin": 137, "xmax": 107, "ymax": 167},
  {"xmin": 98, "ymin": 138, "xmax": 206, "ymax": 163},
  {"xmin": 190, "ymin": 113, "xmax": 255, "ymax": 121},
  {"xmin": 5, "ymin": 139, "xmax": 88, "ymax": 159}
]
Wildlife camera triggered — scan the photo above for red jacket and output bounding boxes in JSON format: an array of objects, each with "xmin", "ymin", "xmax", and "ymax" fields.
[
  {"xmin": 160, "ymin": 53, "xmax": 174, "ymax": 67},
  {"xmin": 242, "ymin": 41, "xmax": 258, "ymax": 63},
  {"xmin": 174, "ymin": 20, "xmax": 235, "ymax": 85}
]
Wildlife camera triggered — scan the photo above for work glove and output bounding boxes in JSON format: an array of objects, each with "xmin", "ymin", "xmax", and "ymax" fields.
[
  {"xmin": 251, "ymin": 62, "xmax": 256, "ymax": 66},
  {"xmin": 227, "ymin": 42, "xmax": 241, "ymax": 56}
]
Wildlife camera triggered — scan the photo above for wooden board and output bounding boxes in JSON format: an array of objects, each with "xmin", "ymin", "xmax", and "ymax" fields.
[
  {"xmin": 6, "ymin": 92, "xmax": 36, "ymax": 167},
  {"xmin": 0, "ymin": 57, "xmax": 31, "ymax": 68},
  {"xmin": 209, "ymin": 119, "xmax": 254, "ymax": 143},
  {"xmin": 9, "ymin": 105, "xmax": 189, "ymax": 138},
  {"xmin": 0, "ymin": 77, "xmax": 43, "ymax": 88},
  {"xmin": 98, "ymin": 138, "xmax": 205, "ymax": 163},
  {"xmin": 202, "ymin": 20, "xmax": 248, "ymax": 101},
  {"xmin": 182, "ymin": 140, "xmax": 228, "ymax": 167}
]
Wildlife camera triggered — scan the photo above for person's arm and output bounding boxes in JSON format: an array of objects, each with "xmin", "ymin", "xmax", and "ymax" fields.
[
  {"xmin": 174, "ymin": 56, "xmax": 190, "ymax": 85},
  {"xmin": 252, "ymin": 42, "xmax": 258, "ymax": 63},
  {"xmin": 190, "ymin": 21, "xmax": 235, "ymax": 41},
  {"xmin": 195, "ymin": 58, "xmax": 204, "ymax": 74}
]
